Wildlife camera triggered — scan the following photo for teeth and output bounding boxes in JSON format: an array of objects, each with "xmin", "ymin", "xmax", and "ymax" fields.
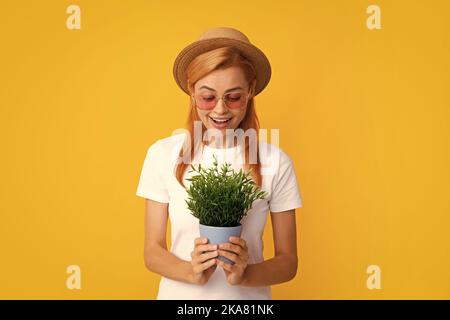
[{"xmin": 211, "ymin": 117, "xmax": 230, "ymax": 123}]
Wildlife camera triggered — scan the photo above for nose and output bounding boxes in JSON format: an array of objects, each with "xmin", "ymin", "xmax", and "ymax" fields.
[{"xmin": 212, "ymin": 97, "xmax": 228, "ymax": 114}]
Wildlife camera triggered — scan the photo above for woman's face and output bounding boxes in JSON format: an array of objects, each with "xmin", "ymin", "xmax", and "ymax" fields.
[{"xmin": 193, "ymin": 66, "xmax": 251, "ymax": 135}]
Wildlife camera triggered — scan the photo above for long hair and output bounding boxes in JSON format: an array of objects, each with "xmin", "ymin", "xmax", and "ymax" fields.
[{"xmin": 175, "ymin": 46, "xmax": 263, "ymax": 188}]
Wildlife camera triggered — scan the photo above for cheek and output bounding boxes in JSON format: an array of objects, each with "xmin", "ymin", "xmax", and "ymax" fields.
[
  {"xmin": 232, "ymin": 110, "xmax": 246, "ymax": 124},
  {"xmin": 197, "ymin": 112, "xmax": 210, "ymax": 126}
]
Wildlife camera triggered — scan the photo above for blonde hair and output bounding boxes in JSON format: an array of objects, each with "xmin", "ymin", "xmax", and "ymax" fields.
[{"xmin": 175, "ymin": 46, "xmax": 263, "ymax": 188}]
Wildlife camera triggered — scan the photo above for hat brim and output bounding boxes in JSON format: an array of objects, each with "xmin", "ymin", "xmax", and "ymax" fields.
[{"xmin": 173, "ymin": 37, "xmax": 271, "ymax": 96}]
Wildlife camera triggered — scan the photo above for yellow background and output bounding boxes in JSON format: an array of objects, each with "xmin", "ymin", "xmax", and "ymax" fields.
[{"xmin": 1, "ymin": 0, "xmax": 449, "ymax": 299}]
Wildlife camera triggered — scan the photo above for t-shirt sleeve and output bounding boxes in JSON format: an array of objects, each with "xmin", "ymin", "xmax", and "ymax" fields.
[
  {"xmin": 269, "ymin": 150, "xmax": 303, "ymax": 213},
  {"xmin": 136, "ymin": 140, "xmax": 169, "ymax": 203}
]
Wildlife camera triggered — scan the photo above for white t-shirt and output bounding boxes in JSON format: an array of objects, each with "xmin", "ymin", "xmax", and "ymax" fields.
[{"xmin": 136, "ymin": 132, "xmax": 303, "ymax": 300}]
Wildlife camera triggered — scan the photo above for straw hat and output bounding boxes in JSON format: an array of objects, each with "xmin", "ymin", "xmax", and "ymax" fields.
[{"xmin": 173, "ymin": 27, "xmax": 271, "ymax": 96}]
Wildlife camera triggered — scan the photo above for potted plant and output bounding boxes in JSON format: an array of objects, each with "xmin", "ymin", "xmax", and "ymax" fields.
[{"xmin": 185, "ymin": 154, "xmax": 268, "ymax": 264}]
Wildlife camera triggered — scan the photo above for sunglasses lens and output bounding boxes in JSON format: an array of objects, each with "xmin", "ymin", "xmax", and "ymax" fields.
[
  {"xmin": 194, "ymin": 92, "xmax": 247, "ymax": 109},
  {"xmin": 224, "ymin": 92, "xmax": 245, "ymax": 109},
  {"xmin": 196, "ymin": 94, "xmax": 216, "ymax": 109}
]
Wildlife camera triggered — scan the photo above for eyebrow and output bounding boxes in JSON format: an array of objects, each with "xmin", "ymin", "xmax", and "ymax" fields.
[{"xmin": 198, "ymin": 85, "xmax": 244, "ymax": 92}]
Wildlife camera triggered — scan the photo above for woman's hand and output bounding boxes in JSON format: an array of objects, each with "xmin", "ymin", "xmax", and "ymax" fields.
[
  {"xmin": 189, "ymin": 237, "xmax": 219, "ymax": 285},
  {"xmin": 216, "ymin": 236, "xmax": 249, "ymax": 285}
]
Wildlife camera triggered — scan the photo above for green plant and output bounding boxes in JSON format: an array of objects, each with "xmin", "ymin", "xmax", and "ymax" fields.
[{"xmin": 185, "ymin": 154, "xmax": 268, "ymax": 227}]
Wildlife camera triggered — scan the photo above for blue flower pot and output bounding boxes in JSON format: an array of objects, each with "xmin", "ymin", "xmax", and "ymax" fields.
[{"xmin": 199, "ymin": 224, "xmax": 242, "ymax": 265}]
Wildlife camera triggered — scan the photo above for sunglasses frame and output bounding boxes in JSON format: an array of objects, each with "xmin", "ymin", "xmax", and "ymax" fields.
[{"xmin": 191, "ymin": 90, "xmax": 252, "ymax": 110}]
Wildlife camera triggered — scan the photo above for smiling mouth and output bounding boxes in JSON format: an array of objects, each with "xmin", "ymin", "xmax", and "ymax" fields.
[{"xmin": 209, "ymin": 116, "xmax": 232, "ymax": 124}]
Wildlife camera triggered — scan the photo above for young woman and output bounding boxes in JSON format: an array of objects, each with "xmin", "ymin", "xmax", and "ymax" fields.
[{"xmin": 136, "ymin": 27, "xmax": 303, "ymax": 299}]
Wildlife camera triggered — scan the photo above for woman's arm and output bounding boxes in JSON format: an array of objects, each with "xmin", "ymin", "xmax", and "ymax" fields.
[
  {"xmin": 144, "ymin": 199, "xmax": 222, "ymax": 286},
  {"xmin": 143, "ymin": 199, "xmax": 193, "ymax": 283},
  {"xmin": 240, "ymin": 209, "xmax": 298, "ymax": 287}
]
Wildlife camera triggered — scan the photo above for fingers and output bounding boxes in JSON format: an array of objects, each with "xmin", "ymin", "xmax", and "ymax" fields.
[
  {"xmin": 192, "ymin": 237, "xmax": 250, "ymax": 275},
  {"xmin": 194, "ymin": 237, "xmax": 208, "ymax": 245},
  {"xmin": 218, "ymin": 237, "xmax": 249, "ymax": 261},
  {"xmin": 228, "ymin": 236, "xmax": 248, "ymax": 251},
  {"xmin": 216, "ymin": 258, "xmax": 234, "ymax": 272},
  {"xmin": 196, "ymin": 243, "xmax": 218, "ymax": 255},
  {"xmin": 192, "ymin": 244, "xmax": 217, "ymax": 260},
  {"xmin": 191, "ymin": 237, "xmax": 219, "ymax": 274},
  {"xmin": 192, "ymin": 256, "xmax": 217, "ymax": 274},
  {"xmin": 219, "ymin": 242, "xmax": 242, "ymax": 255},
  {"xmin": 192, "ymin": 237, "xmax": 217, "ymax": 257},
  {"xmin": 217, "ymin": 249, "xmax": 240, "ymax": 264},
  {"xmin": 197, "ymin": 250, "xmax": 219, "ymax": 263}
]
